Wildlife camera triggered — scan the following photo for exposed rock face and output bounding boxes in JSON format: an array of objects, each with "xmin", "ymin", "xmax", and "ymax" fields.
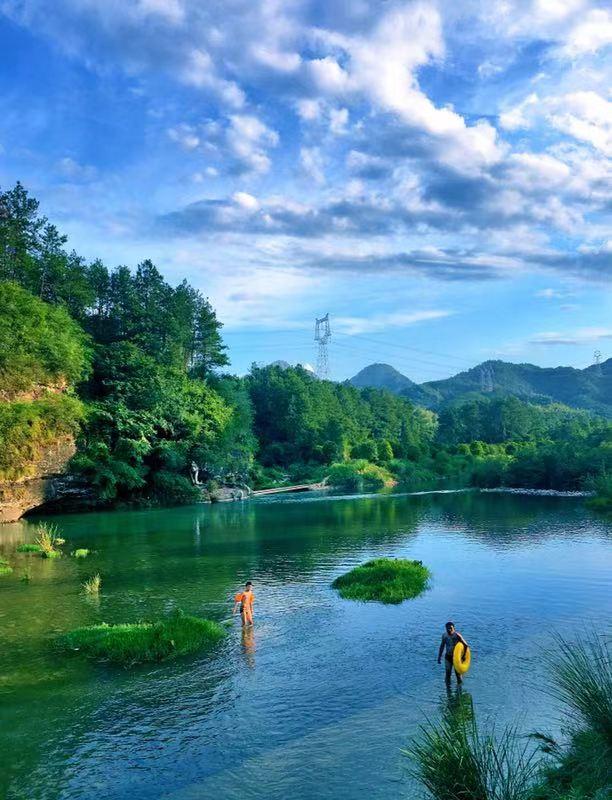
[{"xmin": 0, "ymin": 437, "xmax": 77, "ymax": 523}]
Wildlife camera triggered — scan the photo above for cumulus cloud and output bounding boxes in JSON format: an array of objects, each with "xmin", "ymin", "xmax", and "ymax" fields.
[{"xmin": 502, "ymin": 90, "xmax": 612, "ymax": 155}]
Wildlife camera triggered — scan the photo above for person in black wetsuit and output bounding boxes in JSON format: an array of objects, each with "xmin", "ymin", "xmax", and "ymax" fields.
[{"xmin": 437, "ymin": 621, "xmax": 469, "ymax": 685}]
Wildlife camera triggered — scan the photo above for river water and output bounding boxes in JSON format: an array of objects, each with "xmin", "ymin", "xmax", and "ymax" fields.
[{"xmin": 0, "ymin": 491, "xmax": 610, "ymax": 800}]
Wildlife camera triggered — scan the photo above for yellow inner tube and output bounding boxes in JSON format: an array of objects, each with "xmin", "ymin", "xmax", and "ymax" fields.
[{"xmin": 453, "ymin": 643, "xmax": 471, "ymax": 674}]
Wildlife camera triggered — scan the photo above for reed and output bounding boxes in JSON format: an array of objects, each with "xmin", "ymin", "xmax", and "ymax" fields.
[{"xmin": 82, "ymin": 574, "xmax": 101, "ymax": 595}]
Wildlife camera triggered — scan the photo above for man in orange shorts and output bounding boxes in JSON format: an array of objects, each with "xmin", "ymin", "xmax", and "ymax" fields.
[{"xmin": 233, "ymin": 580, "xmax": 255, "ymax": 626}]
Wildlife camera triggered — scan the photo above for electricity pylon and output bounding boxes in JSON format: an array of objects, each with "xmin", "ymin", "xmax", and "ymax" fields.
[
  {"xmin": 315, "ymin": 313, "xmax": 331, "ymax": 379},
  {"xmin": 594, "ymin": 350, "xmax": 602, "ymax": 375}
]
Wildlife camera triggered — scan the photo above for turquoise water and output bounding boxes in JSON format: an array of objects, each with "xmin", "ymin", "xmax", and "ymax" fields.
[{"xmin": 0, "ymin": 491, "xmax": 610, "ymax": 800}]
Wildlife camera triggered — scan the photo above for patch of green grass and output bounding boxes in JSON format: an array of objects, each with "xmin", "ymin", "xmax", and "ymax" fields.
[
  {"xmin": 74, "ymin": 549, "xmax": 90, "ymax": 558},
  {"xmin": 59, "ymin": 611, "xmax": 226, "ymax": 666},
  {"xmin": 0, "ymin": 558, "xmax": 13, "ymax": 576},
  {"xmin": 405, "ymin": 716, "xmax": 539, "ymax": 800},
  {"xmin": 332, "ymin": 557, "xmax": 431, "ymax": 604},
  {"xmin": 16, "ymin": 543, "xmax": 43, "ymax": 553},
  {"xmin": 41, "ymin": 549, "xmax": 61, "ymax": 559}
]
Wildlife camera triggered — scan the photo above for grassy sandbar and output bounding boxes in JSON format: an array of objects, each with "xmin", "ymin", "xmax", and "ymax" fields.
[{"xmin": 332, "ymin": 557, "xmax": 431, "ymax": 604}]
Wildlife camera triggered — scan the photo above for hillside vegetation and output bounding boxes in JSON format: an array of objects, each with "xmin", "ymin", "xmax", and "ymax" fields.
[
  {"xmin": 350, "ymin": 360, "xmax": 612, "ymax": 418},
  {"xmin": 1, "ymin": 181, "xmax": 611, "ymax": 509}
]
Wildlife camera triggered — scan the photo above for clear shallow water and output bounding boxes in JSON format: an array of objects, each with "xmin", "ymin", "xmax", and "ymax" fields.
[{"xmin": 0, "ymin": 491, "xmax": 610, "ymax": 800}]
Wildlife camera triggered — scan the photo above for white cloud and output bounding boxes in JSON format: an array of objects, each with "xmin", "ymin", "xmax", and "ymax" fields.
[
  {"xmin": 167, "ymin": 124, "xmax": 200, "ymax": 150},
  {"xmin": 300, "ymin": 147, "xmax": 325, "ymax": 185},
  {"xmin": 557, "ymin": 8, "xmax": 612, "ymax": 57},
  {"xmin": 226, "ymin": 114, "xmax": 279, "ymax": 173},
  {"xmin": 232, "ymin": 191, "xmax": 259, "ymax": 210},
  {"xmin": 335, "ymin": 309, "xmax": 453, "ymax": 335},
  {"xmin": 500, "ymin": 90, "xmax": 612, "ymax": 155},
  {"xmin": 530, "ymin": 326, "xmax": 612, "ymax": 345}
]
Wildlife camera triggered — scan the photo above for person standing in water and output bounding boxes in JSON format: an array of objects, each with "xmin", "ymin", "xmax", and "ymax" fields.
[
  {"xmin": 437, "ymin": 621, "xmax": 469, "ymax": 685},
  {"xmin": 233, "ymin": 581, "xmax": 255, "ymax": 626}
]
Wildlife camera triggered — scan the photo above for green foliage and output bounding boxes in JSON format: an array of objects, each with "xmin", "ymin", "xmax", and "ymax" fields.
[
  {"xmin": 332, "ymin": 558, "xmax": 431, "ymax": 604},
  {"xmin": 0, "ymin": 281, "xmax": 90, "ymax": 396},
  {"xmin": 60, "ymin": 611, "xmax": 226, "ymax": 665},
  {"xmin": 406, "ymin": 717, "xmax": 539, "ymax": 800},
  {"xmin": 246, "ymin": 364, "xmax": 436, "ymax": 471},
  {"xmin": 0, "ymin": 393, "xmax": 84, "ymax": 480},
  {"xmin": 35, "ymin": 523, "xmax": 64, "ymax": 557},
  {"xmin": 16, "ymin": 543, "xmax": 42, "ymax": 553},
  {"xmin": 327, "ymin": 459, "xmax": 394, "ymax": 492},
  {"xmin": 73, "ymin": 549, "xmax": 90, "ymax": 558},
  {"xmin": 546, "ymin": 633, "xmax": 612, "ymax": 747},
  {"xmin": 532, "ymin": 729, "xmax": 611, "ymax": 800},
  {"xmin": 0, "ymin": 558, "xmax": 13, "ymax": 576}
]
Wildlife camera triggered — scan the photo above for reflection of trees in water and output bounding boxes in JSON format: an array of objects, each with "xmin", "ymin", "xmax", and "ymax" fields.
[{"xmin": 414, "ymin": 491, "xmax": 609, "ymax": 549}]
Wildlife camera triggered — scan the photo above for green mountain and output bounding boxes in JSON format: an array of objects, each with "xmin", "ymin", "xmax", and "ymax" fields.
[
  {"xmin": 349, "ymin": 363, "xmax": 437, "ymax": 406},
  {"xmin": 350, "ymin": 358, "xmax": 612, "ymax": 417}
]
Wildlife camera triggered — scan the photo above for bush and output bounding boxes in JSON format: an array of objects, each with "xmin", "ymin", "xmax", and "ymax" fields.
[
  {"xmin": 150, "ymin": 470, "xmax": 201, "ymax": 504},
  {"xmin": 74, "ymin": 549, "xmax": 90, "ymax": 558},
  {"xmin": 59, "ymin": 611, "xmax": 226, "ymax": 665},
  {"xmin": 327, "ymin": 460, "xmax": 394, "ymax": 492},
  {"xmin": 332, "ymin": 558, "xmax": 431, "ymax": 604},
  {"xmin": 82, "ymin": 574, "xmax": 101, "ymax": 594}
]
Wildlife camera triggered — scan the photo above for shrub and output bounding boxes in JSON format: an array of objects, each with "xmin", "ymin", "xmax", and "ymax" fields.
[
  {"xmin": 0, "ymin": 558, "xmax": 13, "ymax": 576},
  {"xmin": 332, "ymin": 558, "xmax": 431, "ymax": 604},
  {"xmin": 59, "ymin": 610, "xmax": 225, "ymax": 665},
  {"xmin": 74, "ymin": 549, "xmax": 90, "ymax": 558},
  {"xmin": 327, "ymin": 460, "xmax": 394, "ymax": 492},
  {"xmin": 16, "ymin": 543, "xmax": 42, "ymax": 553}
]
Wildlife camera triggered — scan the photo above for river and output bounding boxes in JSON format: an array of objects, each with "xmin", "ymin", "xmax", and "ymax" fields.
[{"xmin": 0, "ymin": 490, "xmax": 610, "ymax": 800}]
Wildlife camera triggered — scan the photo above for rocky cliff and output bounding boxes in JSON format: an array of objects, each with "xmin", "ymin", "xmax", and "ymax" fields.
[{"xmin": 0, "ymin": 437, "xmax": 76, "ymax": 522}]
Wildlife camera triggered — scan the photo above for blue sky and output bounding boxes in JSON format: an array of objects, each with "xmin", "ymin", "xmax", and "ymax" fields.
[{"xmin": 0, "ymin": 0, "xmax": 610, "ymax": 382}]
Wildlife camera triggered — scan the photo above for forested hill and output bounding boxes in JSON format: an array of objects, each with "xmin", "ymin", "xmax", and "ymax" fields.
[{"xmin": 350, "ymin": 359, "xmax": 612, "ymax": 417}]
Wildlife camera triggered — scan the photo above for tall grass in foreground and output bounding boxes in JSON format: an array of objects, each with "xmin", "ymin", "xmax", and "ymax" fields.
[
  {"xmin": 405, "ymin": 717, "xmax": 539, "ymax": 800},
  {"xmin": 59, "ymin": 611, "xmax": 225, "ymax": 666},
  {"xmin": 406, "ymin": 633, "xmax": 612, "ymax": 800},
  {"xmin": 546, "ymin": 632, "xmax": 612, "ymax": 746}
]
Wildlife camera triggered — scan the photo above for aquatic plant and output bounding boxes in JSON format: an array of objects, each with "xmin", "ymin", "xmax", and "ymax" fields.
[
  {"xmin": 35, "ymin": 523, "xmax": 64, "ymax": 557},
  {"xmin": 16, "ymin": 543, "xmax": 43, "ymax": 553},
  {"xmin": 332, "ymin": 558, "xmax": 430, "ymax": 604},
  {"xmin": 82, "ymin": 574, "xmax": 101, "ymax": 595},
  {"xmin": 59, "ymin": 610, "xmax": 226, "ymax": 666},
  {"xmin": 20, "ymin": 568, "xmax": 31, "ymax": 583},
  {"xmin": 73, "ymin": 549, "xmax": 90, "ymax": 558},
  {"xmin": 405, "ymin": 717, "xmax": 539, "ymax": 800},
  {"xmin": 0, "ymin": 558, "xmax": 13, "ymax": 576}
]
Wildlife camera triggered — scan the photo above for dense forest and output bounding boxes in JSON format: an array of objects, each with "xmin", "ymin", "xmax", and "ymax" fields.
[{"xmin": 1, "ymin": 182, "xmax": 610, "ymax": 510}]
